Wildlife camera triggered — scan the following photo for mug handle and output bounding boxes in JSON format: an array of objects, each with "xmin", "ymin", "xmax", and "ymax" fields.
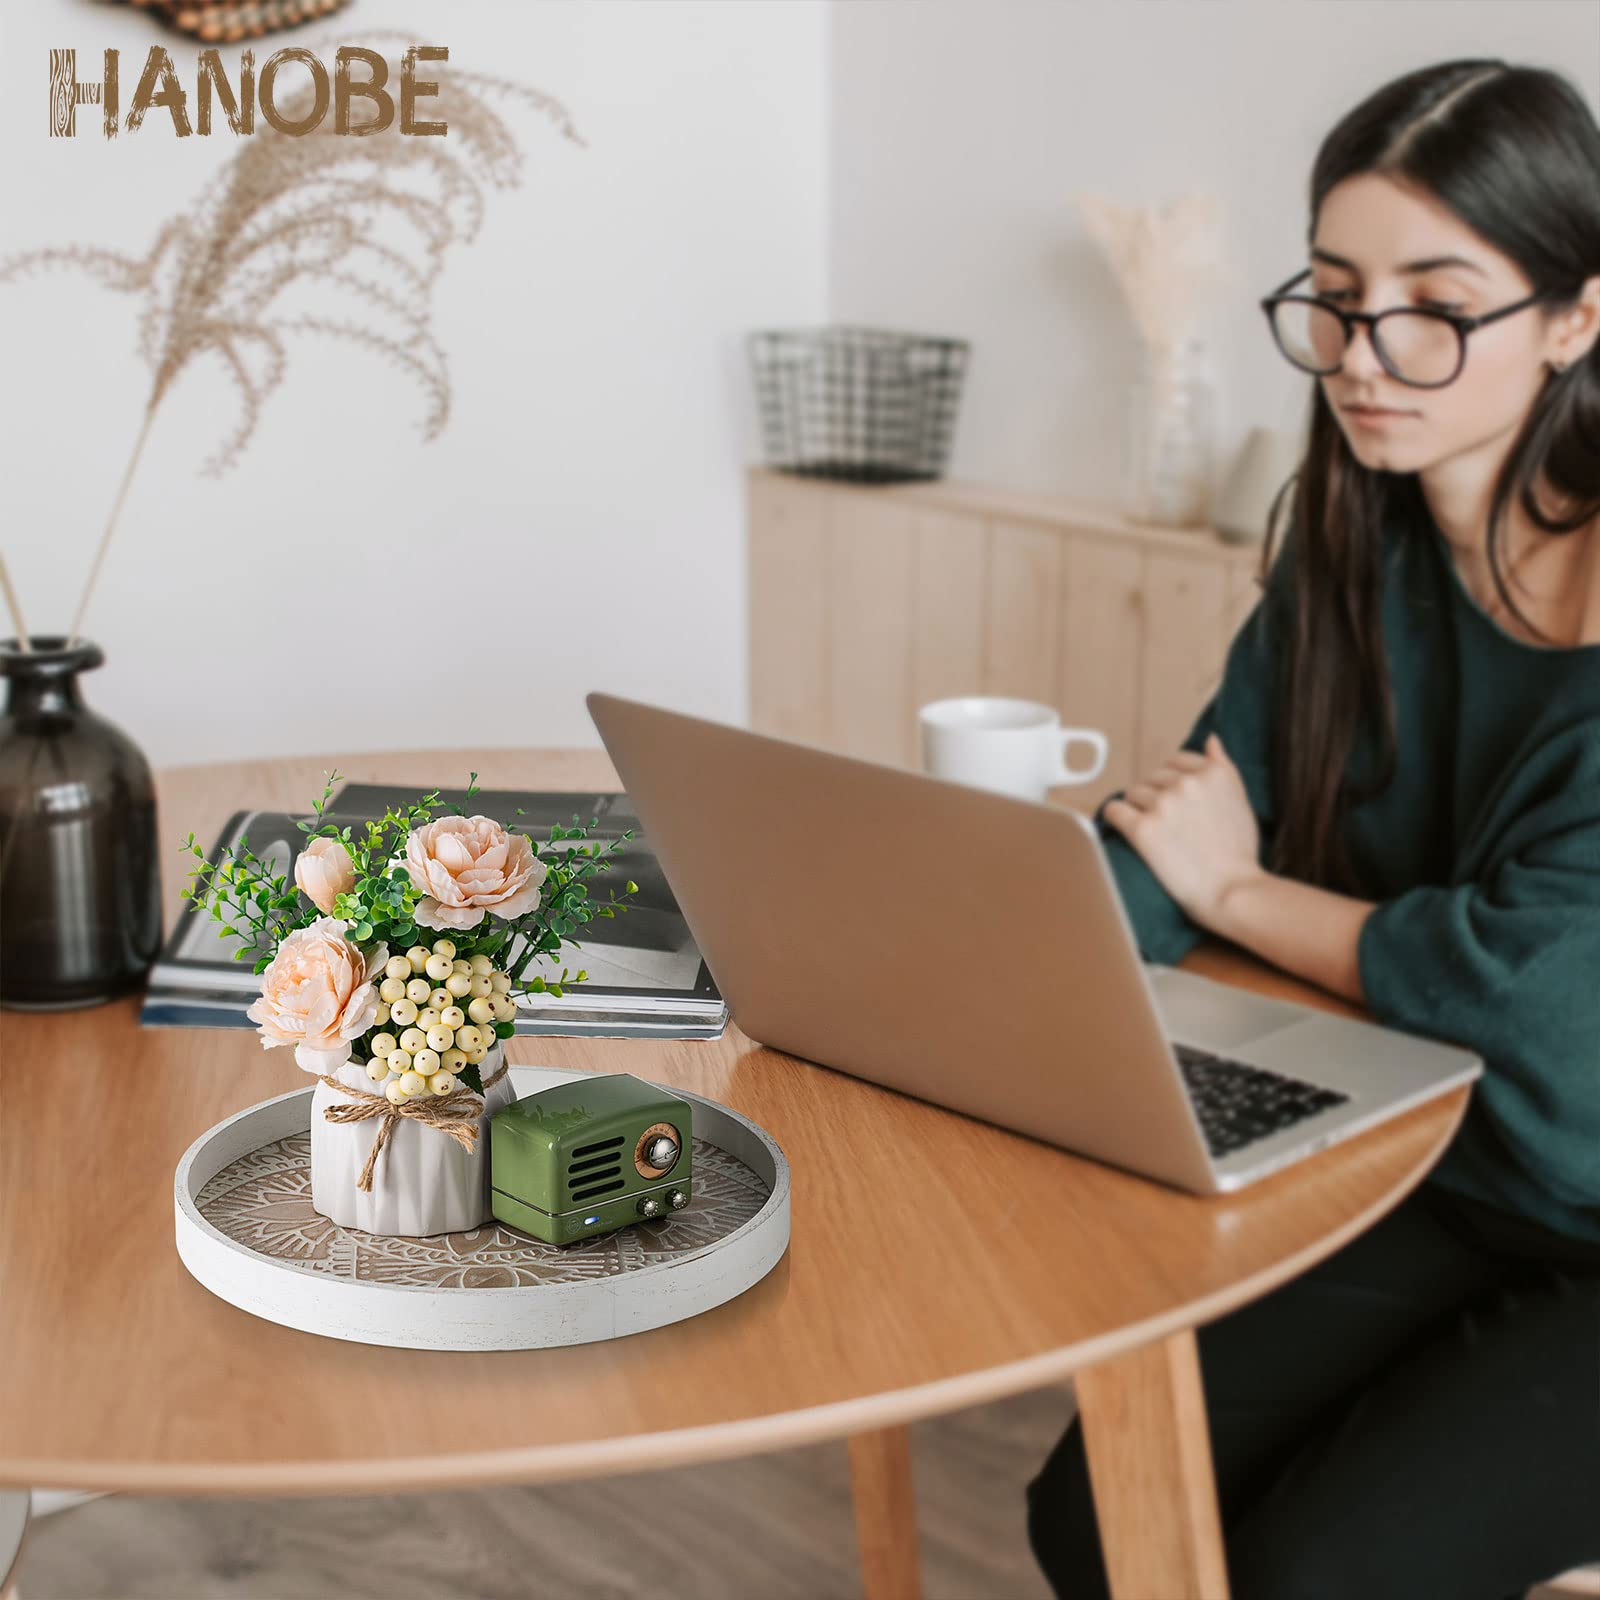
[{"xmin": 1052, "ymin": 728, "xmax": 1108, "ymax": 786}]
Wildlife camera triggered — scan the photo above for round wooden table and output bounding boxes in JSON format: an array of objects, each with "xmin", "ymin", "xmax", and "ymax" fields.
[{"xmin": 0, "ymin": 748, "xmax": 1469, "ymax": 1600}]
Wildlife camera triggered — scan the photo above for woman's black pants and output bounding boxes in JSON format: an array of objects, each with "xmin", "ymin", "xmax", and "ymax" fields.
[{"xmin": 1024, "ymin": 1180, "xmax": 1600, "ymax": 1600}]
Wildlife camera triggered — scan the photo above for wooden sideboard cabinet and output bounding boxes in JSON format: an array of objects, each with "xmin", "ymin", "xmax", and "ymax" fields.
[{"xmin": 746, "ymin": 466, "xmax": 1275, "ymax": 816}]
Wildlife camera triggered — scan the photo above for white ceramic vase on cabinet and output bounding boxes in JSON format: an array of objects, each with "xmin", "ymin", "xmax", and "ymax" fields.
[{"xmin": 1125, "ymin": 333, "xmax": 1217, "ymax": 527}]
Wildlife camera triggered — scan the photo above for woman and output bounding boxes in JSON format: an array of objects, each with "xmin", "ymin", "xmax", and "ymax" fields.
[{"xmin": 1026, "ymin": 58, "xmax": 1600, "ymax": 1600}]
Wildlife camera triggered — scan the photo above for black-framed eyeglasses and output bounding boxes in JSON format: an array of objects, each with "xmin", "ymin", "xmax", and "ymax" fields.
[{"xmin": 1259, "ymin": 267, "xmax": 1552, "ymax": 389}]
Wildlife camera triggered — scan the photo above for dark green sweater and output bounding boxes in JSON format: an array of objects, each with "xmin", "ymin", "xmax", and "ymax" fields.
[{"xmin": 1096, "ymin": 490, "xmax": 1600, "ymax": 1249}]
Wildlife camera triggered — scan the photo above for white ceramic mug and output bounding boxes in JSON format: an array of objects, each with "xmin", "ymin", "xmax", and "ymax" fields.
[{"xmin": 918, "ymin": 696, "xmax": 1108, "ymax": 802}]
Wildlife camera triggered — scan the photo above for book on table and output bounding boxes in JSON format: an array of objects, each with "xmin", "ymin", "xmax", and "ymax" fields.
[{"xmin": 140, "ymin": 782, "xmax": 727, "ymax": 1040}]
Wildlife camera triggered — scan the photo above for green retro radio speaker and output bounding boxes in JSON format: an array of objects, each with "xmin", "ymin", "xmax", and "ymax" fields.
[{"xmin": 489, "ymin": 1073, "xmax": 692, "ymax": 1245}]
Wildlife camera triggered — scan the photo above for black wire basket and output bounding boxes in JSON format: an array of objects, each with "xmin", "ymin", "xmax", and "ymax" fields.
[{"xmin": 748, "ymin": 326, "xmax": 970, "ymax": 485}]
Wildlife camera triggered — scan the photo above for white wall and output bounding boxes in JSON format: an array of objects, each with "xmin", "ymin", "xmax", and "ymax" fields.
[
  {"xmin": 0, "ymin": 0, "xmax": 828, "ymax": 768},
  {"xmin": 5, "ymin": 2, "xmax": 1594, "ymax": 771},
  {"xmin": 829, "ymin": 0, "xmax": 1600, "ymax": 503}
]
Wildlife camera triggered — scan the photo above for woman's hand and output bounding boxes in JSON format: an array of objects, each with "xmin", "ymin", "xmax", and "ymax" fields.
[{"xmin": 1101, "ymin": 732, "xmax": 1265, "ymax": 931}]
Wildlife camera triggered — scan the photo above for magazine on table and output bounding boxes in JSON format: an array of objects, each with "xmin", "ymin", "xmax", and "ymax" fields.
[{"xmin": 140, "ymin": 783, "xmax": 727, "ymax": 1039}]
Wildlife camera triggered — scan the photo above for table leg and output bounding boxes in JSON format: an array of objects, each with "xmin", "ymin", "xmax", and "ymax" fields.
[
  {"xmin": 1075, "ymin": 1328, "xmax": 1229, "ymax": 1600},
  {"xmin": 847, "ymin": 1425, "xmax": 922, "ymax": 1600}
]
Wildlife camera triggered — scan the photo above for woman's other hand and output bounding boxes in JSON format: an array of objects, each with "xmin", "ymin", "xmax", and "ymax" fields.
[{"xmin": 1101, "ymin": 732, "xmax": 1264, "ymax": 931}]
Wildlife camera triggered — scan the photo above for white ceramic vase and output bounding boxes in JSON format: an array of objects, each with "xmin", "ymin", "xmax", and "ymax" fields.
[
  {"xmin": 1124, "ymin": 333, "xmax": 1217, "ymax": 528},
  {"xmin": 309, "ymin": 1042, "xmax": 517, "ymax": 1237}
]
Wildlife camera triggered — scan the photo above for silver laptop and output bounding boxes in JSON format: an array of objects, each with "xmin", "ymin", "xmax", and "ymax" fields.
[{"xmin": 585, "ymin": 691, "xmax": 1483, "ymax": 1195}]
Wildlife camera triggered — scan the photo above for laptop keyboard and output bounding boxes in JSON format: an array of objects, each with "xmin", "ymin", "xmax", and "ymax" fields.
[{"xmin": 1174, "ymin": 1042, "xmax": 1351, "ymax": 1160}]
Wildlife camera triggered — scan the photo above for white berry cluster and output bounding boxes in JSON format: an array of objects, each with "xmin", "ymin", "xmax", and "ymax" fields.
[{"xmin": 360, "ymin": 938, "xmax": 517, "ymax": 1105}]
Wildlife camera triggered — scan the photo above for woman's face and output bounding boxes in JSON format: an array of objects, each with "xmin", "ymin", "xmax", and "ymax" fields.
[{"xmin": 1307, "ymin": 173, "xmax": 1564, "ymax": 476}]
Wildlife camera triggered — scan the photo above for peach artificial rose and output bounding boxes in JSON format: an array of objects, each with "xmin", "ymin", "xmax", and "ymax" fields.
[
  {"xmin": 294, "ymin": 835, "xmax": 356, "ymax": 916},
  {"xmin": 404, "ymin": 814, "xmax": 548, "ymax": 932},
  {"xmin": 246, "ymin": 916, "xmax": 387, "ymax": 1074}
]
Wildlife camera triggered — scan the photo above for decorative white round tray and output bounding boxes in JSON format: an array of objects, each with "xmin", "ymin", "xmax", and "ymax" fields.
[{"xmin": 174, "ymin": 1066, "xmax": 790, "ymax": 1351}]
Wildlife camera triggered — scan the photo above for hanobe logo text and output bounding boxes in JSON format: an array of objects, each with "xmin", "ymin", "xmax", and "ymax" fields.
[{"xmin": 49, "ymin": 46, "xmax": 449, "ymax": 139}]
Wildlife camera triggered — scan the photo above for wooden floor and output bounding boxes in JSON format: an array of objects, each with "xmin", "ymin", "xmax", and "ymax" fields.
[
  {"xmin": 15, "ymin": 1383, "xmax": 1598, "ymax": 1600},
  {"xmin": 15, "ymin": 1388, "xmax": 1072, "ymax": 1600}
]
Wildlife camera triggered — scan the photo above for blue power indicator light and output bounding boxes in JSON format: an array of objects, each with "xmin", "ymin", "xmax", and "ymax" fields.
[{"xmin": 585, "ymin": 1216, "xmax": 599, "ymax": 1224}]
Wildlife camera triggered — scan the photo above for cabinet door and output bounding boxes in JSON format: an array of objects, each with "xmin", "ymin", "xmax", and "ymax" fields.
[
  {"xmin": 910, "ymin": 508, "xmax": 986, "ymax": 736},
  {"xmin": 1137, "ymin": 550, "xmax": 1232, "ymax": 775},
  {"xmin": 748, "ymin": 474, "xmax": 830, "ymax": 743},
  {"xmin": 982, "ymin": 519, "xmax": 1063, "ymax": 704},
  {"xmin": 825, "ymin": 494, "xmax": 918, "ymax": 765},
  {"xmin": 1059, "ymin": 536, "xmax": 1144, "ymax": 815}
]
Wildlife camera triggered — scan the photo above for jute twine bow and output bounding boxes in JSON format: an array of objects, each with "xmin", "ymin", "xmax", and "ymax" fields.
[{"xmin": 316, "ymin": 1060, "xmax": 510, "ymax": 1193}]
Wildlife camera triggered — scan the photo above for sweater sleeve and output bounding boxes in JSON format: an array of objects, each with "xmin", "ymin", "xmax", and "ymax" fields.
[
  {"xmin": 1093, "ymin": 533, "xmax": 1292, "ymax": 966},
  {"xmin": 1355, "ymin": 777, "xmax": 1600, "ymax": 1211}
]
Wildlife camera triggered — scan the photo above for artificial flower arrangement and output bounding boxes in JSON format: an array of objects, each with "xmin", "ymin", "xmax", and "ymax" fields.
[{"xmin": 179, "ymin": 770, "xmax": 638, "ymax": 1237}]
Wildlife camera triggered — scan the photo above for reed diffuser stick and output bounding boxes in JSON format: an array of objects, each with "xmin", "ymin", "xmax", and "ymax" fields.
[{"xmin": 0, "ymin": 555, "xmax": 33, "ymax": 651}]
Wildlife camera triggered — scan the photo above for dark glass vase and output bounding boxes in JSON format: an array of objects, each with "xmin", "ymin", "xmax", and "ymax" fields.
[{"xmin": 0, "ymin": 636, "xmax": 162, "ymax": 1009}]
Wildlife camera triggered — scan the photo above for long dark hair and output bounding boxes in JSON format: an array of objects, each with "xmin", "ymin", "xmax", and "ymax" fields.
[{"xmin": 1260, "ymin": 59, "xmax": 1600, "ymax": 896}]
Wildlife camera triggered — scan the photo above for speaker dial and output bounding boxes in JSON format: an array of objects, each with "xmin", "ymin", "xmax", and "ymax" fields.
[{"xmin": 634, "ymin": 1122, "xmax": 682, "ymax": 1178}]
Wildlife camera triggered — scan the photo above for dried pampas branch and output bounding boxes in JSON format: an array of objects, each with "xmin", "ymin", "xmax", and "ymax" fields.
[
  {"xmin": 0, "ymin": 34, "xmax": 584, "ymax": 647},
  {"xmin": 1075, "ymin": 191, "xmax": 1226, "ymax": 353}
]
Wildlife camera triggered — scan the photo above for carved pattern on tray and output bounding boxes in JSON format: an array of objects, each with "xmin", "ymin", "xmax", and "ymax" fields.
[{"xmin": 196, "ymin": 1132, "xmax": 770, "ymax": 1288}]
